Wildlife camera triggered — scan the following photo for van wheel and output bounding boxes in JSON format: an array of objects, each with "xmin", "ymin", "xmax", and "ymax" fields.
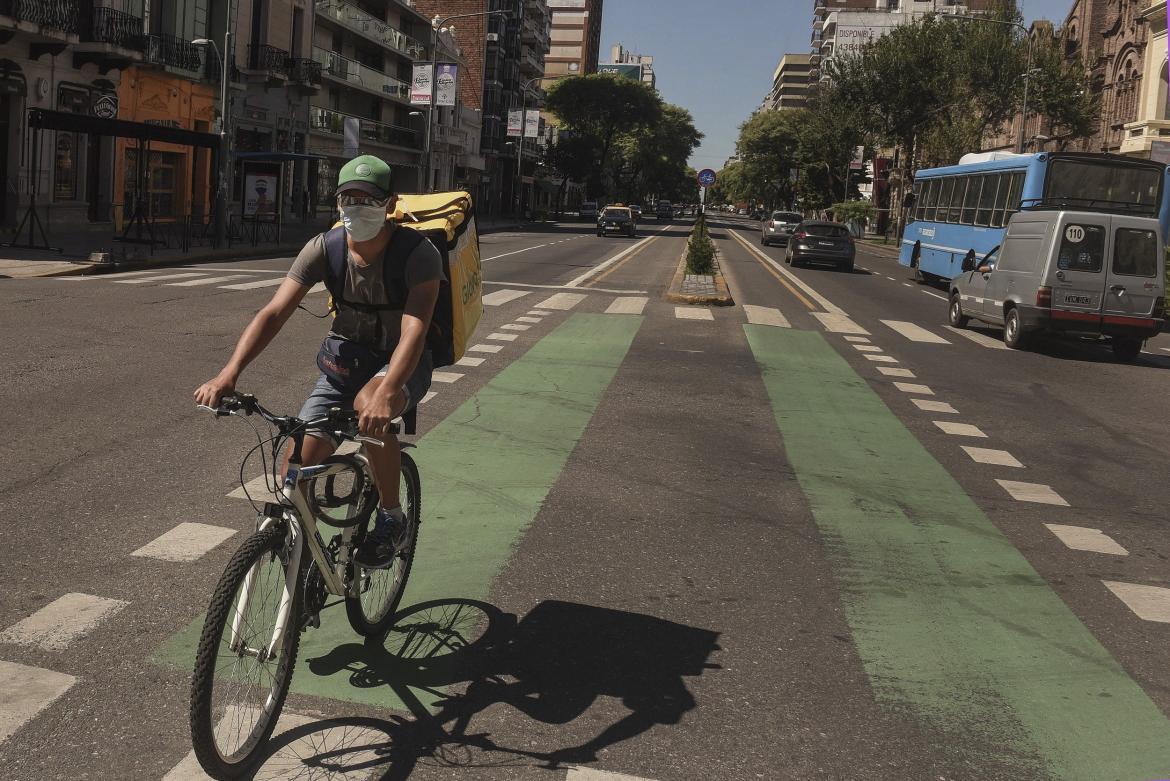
[
  {"xmin": 1112, "ymin": 337, "xmax": 1142, "ymax": 362},
  {"xmin": 948, "ymin": 294, "xmax": 969, "ymax": 328},
  {"xmin": 1003, "ymin": 307, "xmax": 1029, "ymax": 349}
]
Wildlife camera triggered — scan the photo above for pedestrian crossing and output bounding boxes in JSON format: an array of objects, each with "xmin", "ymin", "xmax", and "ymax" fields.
[{"xmin": 58, "ymin": 269, "xmax": 318, "ymax": 294}]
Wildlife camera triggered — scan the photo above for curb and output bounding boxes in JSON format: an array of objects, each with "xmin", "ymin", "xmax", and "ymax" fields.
[
  {"xmin": 857, "ymin": 239, "xmax": 901, "ymax": 258},
  {"xmin": 665, "ymin": 241, "xmax": 734, "ymax": 306}
]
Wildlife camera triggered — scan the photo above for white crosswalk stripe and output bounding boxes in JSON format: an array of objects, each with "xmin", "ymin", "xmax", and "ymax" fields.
[
  {"xmin": 455, "ymin": 356, "xmax": 485, "ymax": 367},
  {"xmin": 880, "ymin": 320, "xmax": 951, "ymax": 343},
  {"xmin": 468, "ymin": 343, "xmax": 503, "ymax": 353},
  {"xmin": 219, "ymin": 276, "xmax": 285, "ymax": 290},
  {"xmin": 863, "ymin": 354, "xmax": 898, "ymax": 363},
  {"xmin": 482, "ymin": 289, "xmax": 530, "ymax": 306},
  {"xmin": 743, "ymin": 304, "xmax": 790, "ymax": 327},
  {"xmin": 420, "ymin": 390, "xmax": 437, "ymax": 404},
  {"xmin": 566, "ymin": 768, "xmax": 658, "ymax": 781},
  {"xmin": 516, "ymin": 316, "xmax": 543, "ymax": 323},
  {"xmin": 1045, "ymin": 525, "xmax": 1128, "ymax": 556},
  {"xmin": 996, "ymin": 479, "xmax": 1068, "ymax": 505},
  {"xmin": 606, "ymin": 297, "xmax": 649, "ymax": 315},
  {"xmin": 0, "ymin": 661, "xmax": 76, "ymax": 745},
  {"xmin": 227, "ymin": 474, "xmax": 273, "ymax": 500},
  {"xmin": 944, "ymin": 326, "xmax": 1008, "ymax": 349},
  {"xmin": 501, "ymin": 323, "xmax": 531, "ymax": 331},
  {"xmin": 535, "ymin": 292, "xmax": 588, "ymax": 310},
  {"xmin": 431, "ymin": 371, "xmax": 463, "ymax": 383},
  {"xmin": 876, "ymin": 367, "xmax": 915, "ymax": 377},
  {"xmin": 675, "ymin": 306, "xmax": 714, "ymax": 320},
  {"xmin": 1104, "ymin": 581, "xmax": 1170, "ymax": 622},
  {"xmin": 0, "ymin": 593, "xmax": 128, "ymax": 651},
  {"xmin": 812, "ymin": 311, "xmax": 868, "ymax": 334},
  {"xmin": 131, "ymin": 523, "xmax": 237, "ymax": 562},
  {"xmin": 853, "ymin": 344, "xmax": 882, "ymax": 353},
  {"xmin": 960, "ymin": 446, "xmax": 1023, "ymax": 468},
  {"xmin": 933, "ymin": 421, "xmax": 986, "ymax": 437},
  {"xmin": 911, "ymin": 398, "xmax": 957, "ymax": 413},
  {"xmin": 165, "ymin": 274, "xmax": 254, "ymax": 287},
  {"xmin": 893, "ymin": 382, "xmax": 933, "ymax": 395},
  {"xmin": 114, "ymin": 272, "xmax": 207, "ymax": 284},
  {"xmin": 487, "ymin": 332, "xmax": 518, "ymax": 342}
]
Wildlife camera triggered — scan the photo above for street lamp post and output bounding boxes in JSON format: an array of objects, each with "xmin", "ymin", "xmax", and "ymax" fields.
[
  {"xmin": 193, "ymin": 32, "xmax": 232, "ymax": 248},
  {"xmin": 426, "ymin": 10, "xmax": 512, "ymax": 192},
  {"xmin": 514, "ymin": 73, "xmax": 577, "ymax": 219},
  {"xmin": 950, "ymin": 15, "xmax": 1033, "ymax": 154}
]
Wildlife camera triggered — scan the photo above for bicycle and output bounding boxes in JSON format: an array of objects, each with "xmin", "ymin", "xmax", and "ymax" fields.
[{"xmin": 188, "ymin": 392, "xmax": 421, "ymax": 780}]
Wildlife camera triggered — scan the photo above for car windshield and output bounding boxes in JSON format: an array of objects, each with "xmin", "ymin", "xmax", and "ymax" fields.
[
  {"xmin": 804, "ymin": 224, "xmax": 850, "ymax": 238},
  {"xmin": 602, "ymin": 208, "xmax": 628, "ymax": 218},
  {"xmin": 772, "ymin": 212, "xmax": 801, "ymax": 223}
]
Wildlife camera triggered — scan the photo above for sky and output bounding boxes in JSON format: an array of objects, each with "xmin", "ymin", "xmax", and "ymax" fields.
[{"xmin": 598, "ymin": 0, "xmax": 1077, "ymax": 171}]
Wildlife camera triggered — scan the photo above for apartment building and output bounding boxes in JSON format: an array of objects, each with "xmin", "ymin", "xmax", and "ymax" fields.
[
  {"xmin": 607, "ymin": 43, "xmax": 653, "ymax": 89},
  {"xmin": 545, "ymin": 0, "xmax": 602, "ymax": 77},
  {"xmin": 766, "ymin": 53, "xmax": 812, "ymax": 111}
]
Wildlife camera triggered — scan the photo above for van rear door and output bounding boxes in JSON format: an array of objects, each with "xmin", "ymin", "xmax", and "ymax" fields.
[
  {"xmin": 1050, "ymin": 217, "xmax": 1109, "ymax": 327},
  {"xmin": 1101, "ymin": 216, "xmax": 1162, "ymax": 327}
]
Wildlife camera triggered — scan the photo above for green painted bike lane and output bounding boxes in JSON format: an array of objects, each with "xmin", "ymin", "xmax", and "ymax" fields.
[
  {"xmin": 744, "ymin": 325, "xmax": 1170, "ymax": 781},
  {"xmin": 156, "ymin": 313, "xmax": 641, "ymax": 711}
]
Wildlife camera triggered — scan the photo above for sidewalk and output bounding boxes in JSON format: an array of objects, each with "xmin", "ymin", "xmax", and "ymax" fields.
[
  {"xmin": 0, "ymin": 214, "xmax": 534, "ymax": 279},
  {"xmin": 856, "ymin": 235, "xmax": 902, "ymax": 258}
]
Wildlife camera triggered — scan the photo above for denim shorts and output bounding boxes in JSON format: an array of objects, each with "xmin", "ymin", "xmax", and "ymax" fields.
[{"xmin": 298, "ymin": 350, "xmax": 433, "ymax": 440}]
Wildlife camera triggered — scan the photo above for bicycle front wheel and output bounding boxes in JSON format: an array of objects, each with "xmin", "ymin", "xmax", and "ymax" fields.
[
  {"xmin": 190, "ymin": 524, "xmax": 303, "ymax": 779},
  {"xmin": 346, "ymin": 449, "xmax": 420, "ymax": 636}
]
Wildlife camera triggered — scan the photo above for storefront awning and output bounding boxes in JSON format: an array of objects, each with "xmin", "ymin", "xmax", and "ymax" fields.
[
  {"xmin": 235, "ymin": 151, "xmax": 328, "ymax": 161},
  {"xmin": 27, "ymin": 108, "xmax": 220, "ymax": 148}
]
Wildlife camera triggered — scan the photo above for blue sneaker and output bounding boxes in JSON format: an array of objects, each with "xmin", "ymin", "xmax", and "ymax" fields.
[{"xmin": 355, "ymin": 508, "xmax": 406, "ymax": 569}]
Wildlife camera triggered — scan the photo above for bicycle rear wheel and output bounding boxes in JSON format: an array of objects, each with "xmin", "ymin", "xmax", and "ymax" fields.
[
  {"xmin": 190, "ymin": 524, "xmax": 303, "ymax": 779},
  {"xmin": 346, "ymin": 450, "xmax": 420, "ymax": 636}
]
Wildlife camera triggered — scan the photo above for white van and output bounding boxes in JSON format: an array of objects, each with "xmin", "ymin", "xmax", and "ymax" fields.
[{"xmin": 948, "ymin": 210, "xmax": 1166, "ymax": 360}]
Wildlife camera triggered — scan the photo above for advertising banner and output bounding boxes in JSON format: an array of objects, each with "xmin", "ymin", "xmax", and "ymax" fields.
[
  {"xmin": 411, "ymin": 63, "xmax": 433, "ymax": 105},
  {"xmin": 850, "ymin": 146, "xmax": 865, "ymax": 170},
  {"xmin": 524, "ymin": 110, "xmax": 540, "ymax": 138},
  {"xmin": 507, "ymin": 109, "xmax": 523, "ymax": 137},
  {"xmin": 244, "ymin": 174, "xmax": 277, "ymax": 219},
  {"xmin": 598, "ymin": 63, "xmax": 641, "ymax": 80},
  {"xmin": 434, "ymin": 64, "xmax": 457, "ymax": 107}
]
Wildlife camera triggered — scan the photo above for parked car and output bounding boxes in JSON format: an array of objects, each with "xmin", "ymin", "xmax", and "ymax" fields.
[
  {"xmin": 785, "ymin": 221, "xmax": 856, "ymax": 272},
  {"xmin": 597, "ymin": 205, "xmax": 637, "ymax": 237},
  {"xmin": 630, "ymin": 204, "xmax": 643, "ymax": 218},
  {"xmin": 948, "ymin": 209, "xmax": 1165, "ymax": 360},
  {"xmin": 761, "ymin": 211, "xmax": 803, "ymax": 247},
  {"xmin": 579, "ymin": 202, "xmax": 599, "ymax": 221}
]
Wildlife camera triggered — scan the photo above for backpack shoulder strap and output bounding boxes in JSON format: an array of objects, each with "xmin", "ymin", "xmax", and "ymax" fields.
[
  {"xmin": 320, "ymin": 225, "xmax": 348, "ymax": 300},
  {"xmin": 381, "ymin": 225, "xmax": 428, "ymax": 301}
]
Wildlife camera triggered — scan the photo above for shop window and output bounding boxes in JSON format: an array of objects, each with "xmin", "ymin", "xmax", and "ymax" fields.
[{"xmin": 54, "ymin": 85, "xmax": 88, "ymax": 201}]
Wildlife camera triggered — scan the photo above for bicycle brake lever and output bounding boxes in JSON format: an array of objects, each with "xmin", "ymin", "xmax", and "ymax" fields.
[
  {"xmin": 196, "ymin": 404, "xmax": 233, "ymax": 417},
  {"xmin": 354, "ymin": 435, "xmax": 385, "ymax": 447}
]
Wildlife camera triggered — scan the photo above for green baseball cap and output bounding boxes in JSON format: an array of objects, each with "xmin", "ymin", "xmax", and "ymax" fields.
[{"xmin": 336, "ymin": 154, "xmax": 392, "ymax": 199}]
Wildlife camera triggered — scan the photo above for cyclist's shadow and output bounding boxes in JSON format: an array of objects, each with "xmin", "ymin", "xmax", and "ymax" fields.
[{"xmin": 289, "ymin": 597, "xmax": 722, "ymax": 778}]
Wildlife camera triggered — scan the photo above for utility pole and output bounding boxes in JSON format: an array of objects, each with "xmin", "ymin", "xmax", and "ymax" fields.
[{"xmin": 193, "ymin": 23, "xmax": 232, "ymax": 248}]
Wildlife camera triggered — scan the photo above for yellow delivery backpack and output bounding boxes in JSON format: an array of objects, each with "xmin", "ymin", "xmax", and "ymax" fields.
[{"xmin": 323, "ymin": 191, "xmax": 482, "ymax": 367}]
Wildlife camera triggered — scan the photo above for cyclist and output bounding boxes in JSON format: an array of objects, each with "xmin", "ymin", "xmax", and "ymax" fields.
[{"xmin": 194, "ymin": 155, "xmax": 442, "ymax": 568}]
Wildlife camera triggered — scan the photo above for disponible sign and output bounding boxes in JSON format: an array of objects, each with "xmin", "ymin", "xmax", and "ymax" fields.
[
  {"xmin": 411, "ymin": 63, "xmax": 433, "ymax": 105},
  {"xmin": 507, "ymin": 109, "xmax": 523, "ymax": 137},
  {"xmin": 434, "ymin": 63, "xmax": 457, "ymax": 107}
]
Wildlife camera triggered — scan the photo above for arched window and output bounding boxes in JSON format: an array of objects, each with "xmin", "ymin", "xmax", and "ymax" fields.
[{"xmin": 1160, "ymin": 61, "xmax": 1170, "ymax": 120}]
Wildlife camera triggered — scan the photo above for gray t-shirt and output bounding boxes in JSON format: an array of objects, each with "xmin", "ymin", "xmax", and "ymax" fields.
[{"xmin": 289, "ymin": 227, "xmax": 445, "ymax": 351}]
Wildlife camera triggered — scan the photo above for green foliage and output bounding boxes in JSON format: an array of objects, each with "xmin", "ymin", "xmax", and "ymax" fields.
[
  {"xmin": 612, "ymin": 103, "xmax": 704, "ymax": 204},
  {"xmin": 831, "ymin": 200, "xmax": 877, "ymax": 223},
  {"xmin": 686, "ymin": 216, "xmax": 716, "ymax": 275}
]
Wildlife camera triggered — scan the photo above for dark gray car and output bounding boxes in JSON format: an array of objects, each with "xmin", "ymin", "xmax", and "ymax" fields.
[
  {"xmin": 785, "ymin": 221, "xmax": 856, "ymax": 272},
  {"xmin": 761, "ymin": 211, "xmax": 802, "ymax": 247}
]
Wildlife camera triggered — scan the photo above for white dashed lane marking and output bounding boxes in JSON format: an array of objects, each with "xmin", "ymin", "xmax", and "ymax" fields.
[
  {"xmin": 535, "ymin": 292, "xmax": 587, "ymax": 310},
  {"xmin": 455, "ymin": 356, "xmax": 485, "ymax": 367},
  {"xmin": 945, "ymin": 326, "xmax": 1008, "ymax": 350},
  {"xmin": 960, "ymin": 446, "xmax": 1024, "ymax": 468},
  {"xmin": 1045, "ymin": 525, "xmax": 1128, "ymax": 556},
  {"xmin": 606, "ymin": 297, "xmax": 649, "ymax": 315},
  {"xmin": 0, "ymin": 661, "xmax": 76, "ymax": 744},
  {"xmin": 1103, "ymin": 581, "xmax": 1170, "ymax": 622},
  {"xmin": 131, "ymin": 522, "xmax": 237, "ymax": 562},
  {"xmin": 675, "ymin": 307, "xmax": 714, "ymax": 320},
  {"xmin": 743, "ymin": 304, "xmax": 790, "ymax": 327},
  {"xmin": 0, "ymin": 593, "xmax": 128, "ymax": 651},
  {"xmin": 996, "ymin": 480, "xmax": 1068, "ymax": 506},
  {"xmin": 812, "ymin": 311, "xmax": 869, "ymax": 334},
  {"xmin": 880, "ymin": 320, "xmax": 950, "ymax": 344},
  {"xmin": 486, "ymin": 333, "xmax": 518, "ymax": 342},
  {"xmin": 876, "ymin": 367, "xmax": 915, "ymax": 378},
  {"xmin": 921, "ymin": 290, "xmax": 947, "ymax": 301},
  {"xmin": 912, "ymin": 399, "xmax": 957, "ymax": 413},
  {"xmin": 933, "ymin": 421, "xmax": 986, "ymax": 437},
  {"xmin": 431, "ymin": 371, "xmax": 463, "ymax": 384},
  {"xmin": 481, "ymin": 289, "xmax": 530, "ymax": 306},
  {"xmin": 468, "ymin": 343, "xmax": 503, "ymax": 354},
  {"xmin": 893, "ymin": 382, "xmax": 933, "ymax": 395}
]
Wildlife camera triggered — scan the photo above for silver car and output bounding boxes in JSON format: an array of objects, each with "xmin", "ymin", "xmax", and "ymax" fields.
[
  {"xmin": 761, "ymin": 211, "xmax": 803, "ymax": 247},
  {"xmin": 948, "ymin": 209, "xmax": 1165, "ymax": 360}
]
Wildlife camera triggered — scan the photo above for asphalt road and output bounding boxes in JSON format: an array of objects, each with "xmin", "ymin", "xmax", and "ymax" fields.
[{"xmin": 1, "ymin": 215, "xmax": 1169, "ymax": 780}]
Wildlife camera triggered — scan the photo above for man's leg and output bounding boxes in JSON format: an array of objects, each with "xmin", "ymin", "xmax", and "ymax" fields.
[
  {"xmin": 285, "ymin": 374, "xmax": 345, "ymax": 476},
  {"xmin": 352, "ymin": 383, "xmax": 406, "ymax": 508}
]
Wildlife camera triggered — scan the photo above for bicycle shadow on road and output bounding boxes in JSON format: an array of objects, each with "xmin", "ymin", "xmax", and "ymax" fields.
[{"xmin": 271, "ymin": 597, "xmax": 721, "ymax": 779}]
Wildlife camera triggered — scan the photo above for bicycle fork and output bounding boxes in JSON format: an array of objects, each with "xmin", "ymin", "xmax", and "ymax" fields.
[{"xmin": 228, "ymin": 516, "xmax": 304, "ymax": 662}]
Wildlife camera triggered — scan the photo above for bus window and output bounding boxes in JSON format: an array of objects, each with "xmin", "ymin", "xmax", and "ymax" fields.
[
  {"xmin": 923, "ymin": 178, "xmax": 940, "ymax": 221},
  {"xmin": 1001, "ymin": 172, "xmax": 1024, "ymax": 224},
  {"xmin": 976, "ymin": 173, "xmax": 1001, "ymax": 226},
  {"xmin": 961, "ymin": 175, "xmax": 983, "ymax": 224},
  {"xmin": 912, "ymin": 180, "xmax": 924, "ymax": 221},
  {"xmin": 946, "ymin": 176, "xmax": 965, "ymax": 223}
]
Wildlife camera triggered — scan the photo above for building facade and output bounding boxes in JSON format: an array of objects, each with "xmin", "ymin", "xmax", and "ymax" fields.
[
  {"xmin": 766, "ymin": 53, "xmax": 813, "ymax": 111},
  {"xmin": 544, "ymin": 0, "xmax": 602, "ymax": 77},
  {"xmin": 1119, "ymin": 0, "xmax": 1170, "ymax": 159},
  {"xmin": 607, "ymin": 43, "xmax": 654, "ymax": 90}
]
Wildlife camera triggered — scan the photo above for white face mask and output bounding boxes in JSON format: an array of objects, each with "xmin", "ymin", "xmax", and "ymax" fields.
[{"xmin": 340, "ymin": 204, "xmax": 386, "ymax": 242}]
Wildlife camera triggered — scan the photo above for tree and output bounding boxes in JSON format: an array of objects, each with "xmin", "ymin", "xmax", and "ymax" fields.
[
  {"xmin": 611, "ymin": 103, "xmax": 703, "ymax": 203},
  {"xmin": 544, "ymin": 133, "xmax": 601, "ymax": 216},
  {"xmin": 544, "ymin": 74, "xmax": 662, "ymax": 197}
]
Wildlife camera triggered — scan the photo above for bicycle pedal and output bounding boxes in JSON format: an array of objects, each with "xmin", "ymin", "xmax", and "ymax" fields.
[{"xmin": 302, "ymin": 613, "xmax": 321, "ymax": 631}]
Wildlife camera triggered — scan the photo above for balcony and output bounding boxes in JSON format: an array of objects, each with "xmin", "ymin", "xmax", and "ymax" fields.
[
  {"xmin": 287, "ymin": 57, "xmax": 322, "ymax": 93},
  {"xmin": 315, "ymin": 0, "xmax": 426, "ymax": 61},
  {"xmin": 313, "ymin": 46, "xmax": 409, "ymax": 101},
  {"xmin": 0, "ymin": 0, "xmax": 79, "ymax": 47},
  {"xmin": 823, "ymin": 12, "xmax": 837, "ymax": 36},
  {"xmin": 309, "ymin": 106, "xmax": 419, "ymax": 150},
  {"xmin": 519, "ymin": 46, "xmax": 544, "ymax": 76},
  {"xmin": 73, "ymin": 6, "xmax": 144, "ymax": 69},
  {"xmin": 144, "ymin": 33, "xmax": 204, "ymax": 75},
  {"xmin": 1120, "ymin": 119, "xmax": 1170, "ymax": 156},
  {"xmin": 434, "ymin": 124, "xmax": 468, "ymax": 149},
  {"xmin": 246, "ymin": 44, "xmax": 289, "ymax": 82}
]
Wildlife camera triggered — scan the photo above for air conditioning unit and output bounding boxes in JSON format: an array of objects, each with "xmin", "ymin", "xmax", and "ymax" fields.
[{"xmin": 486, "ymin": 33, "xmax": 499, "ymax": 42}]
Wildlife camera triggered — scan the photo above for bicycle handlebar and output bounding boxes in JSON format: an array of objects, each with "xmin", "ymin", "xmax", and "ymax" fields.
[{"xmin": 199, "ymin": 392, "xmax": 383, "ymax": 446}]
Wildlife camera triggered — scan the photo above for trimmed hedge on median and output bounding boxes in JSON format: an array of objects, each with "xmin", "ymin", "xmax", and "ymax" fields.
[{"xmin": 686, "ymin": 215, "xmax": 716, "ymax": 275}]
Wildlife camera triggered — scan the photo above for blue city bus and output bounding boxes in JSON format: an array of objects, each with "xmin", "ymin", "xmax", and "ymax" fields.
[{"xmin": 899, "ymin": 152, "xmax": 1170, "ymax": 282}]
